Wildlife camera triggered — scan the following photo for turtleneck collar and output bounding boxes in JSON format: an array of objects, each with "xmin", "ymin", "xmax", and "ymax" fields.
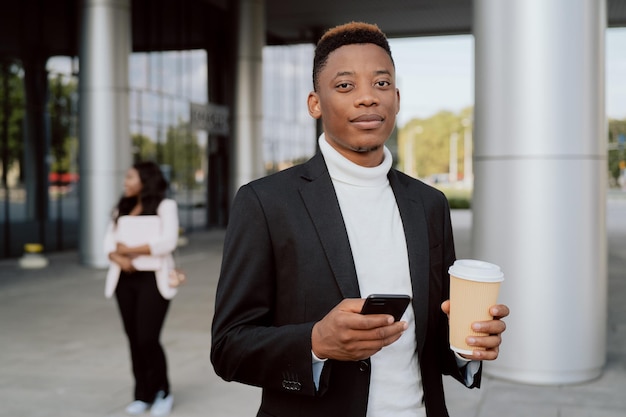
[{"xmin": 318, "ymin": 134, "xmax": 393, "ymax": 187}]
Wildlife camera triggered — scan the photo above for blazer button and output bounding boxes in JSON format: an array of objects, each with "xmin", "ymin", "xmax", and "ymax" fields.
[{"xmin": 358, "ymin": 360, "xmax": 370, "ymax": 372}]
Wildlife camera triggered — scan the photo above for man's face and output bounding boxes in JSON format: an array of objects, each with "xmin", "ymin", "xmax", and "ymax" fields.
[{"xmin": 308, "ymin": 43, "xmax": 400, "ymax": 167}]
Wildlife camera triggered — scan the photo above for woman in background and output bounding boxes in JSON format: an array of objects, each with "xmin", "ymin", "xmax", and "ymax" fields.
[{"xmin": 104, "ymin": 161, "xmax": 182, "ymax": 416}]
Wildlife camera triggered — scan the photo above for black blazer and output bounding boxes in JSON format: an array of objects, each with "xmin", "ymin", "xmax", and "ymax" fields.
[{"xmin": 211, "ymin": 153, "xmax": 481, "ymax": 417}]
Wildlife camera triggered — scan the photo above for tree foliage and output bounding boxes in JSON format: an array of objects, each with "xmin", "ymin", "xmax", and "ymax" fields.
[
  {"xmin": 608, "ymin": 118, "xmax": 626, "ymax": 185},
  {"xmin": 133, "ymin": 123, "xmax": 204, "ymax": 190},
  {"xmin": 0, "ymin": 60, "xmax": 25, "ymax": 185},
  {"xmin": 132, "ymin": 133, "xmax": 157, "ymax": 162},
  {"xmin": 161, "ymin": 121, "xmax": 203, "ymax": 190},
  {"xmin": 399, "ymin": 107, "xmax": 473, "ymax": 179},
  {"xmin": 48, "ymin": 73, "xmax": 78, "ymax": 174}
]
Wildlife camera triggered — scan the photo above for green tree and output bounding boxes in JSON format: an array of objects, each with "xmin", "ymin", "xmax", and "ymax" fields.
[
  {"xmin": 48, "ymin": 74, "xmax": 77, "ymax": 175},
  {"xmin": 608, "ymin": 118, "xmax": 626, "ymax": 185},
  {"xmin": 0, "ymin": 60, "xmax": 25, "ymax": 186},
  {"xmin": 132, "ymin": 133, "xmax": 157, "ymax": 162},
  {"xmin": 161, "ymin": 121, "xmax": 202, "ymax": 190},
  {"xmin": 400, "ymin": 108, "xmax": 471, "ymax": 179}
]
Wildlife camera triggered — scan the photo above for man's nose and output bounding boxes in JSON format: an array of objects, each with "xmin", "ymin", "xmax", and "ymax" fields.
[{"xmin": 354, "ymin": 86, "xmax": 379, "ymax": 107}]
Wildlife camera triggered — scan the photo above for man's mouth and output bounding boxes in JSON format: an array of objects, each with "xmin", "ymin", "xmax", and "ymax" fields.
[{"xmin": 351, "ymin": 114, "xmax": 384, "ymax": 129}]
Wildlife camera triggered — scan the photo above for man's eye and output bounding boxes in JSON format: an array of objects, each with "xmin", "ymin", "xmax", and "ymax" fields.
[
  {"xmin": 376, "ymin": 81, "xmax": 390, "ymax": 87},
  {"xmin": 337, "ymin": 83, "xmax": 351, "ymax": 89}
]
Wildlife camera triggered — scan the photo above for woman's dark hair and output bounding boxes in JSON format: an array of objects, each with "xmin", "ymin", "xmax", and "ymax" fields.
[{"xmin": 113, "ymin": 161, "xmax": 168, "ymax": 223}]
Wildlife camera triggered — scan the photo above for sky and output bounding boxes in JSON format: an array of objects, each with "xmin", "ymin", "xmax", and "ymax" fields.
[
  {"xmin": 390, "ymin": 35, "xmax": 474, "ymax": 126},
  {"xmin": 389, "ymin": 27, "xmax": 626, "ymax": 127}
]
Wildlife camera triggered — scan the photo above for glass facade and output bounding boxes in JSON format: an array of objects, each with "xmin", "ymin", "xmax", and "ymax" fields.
[
  {"xmin": 47, "ymin": 57, "xmax": 80, "ymax": 250},
  {"xmin": 129, "ymin": 50, "xmax": 209, "ymax": 232},
  {"xmin": 0, "ymin": 43, "xmax": 318, "ymax": 259},
  {"xmin": 0, "ymin": 50, "xmax": 211, "ymax": 259},
  {"xmin": 0, "ymin": 59, "xmax": 26, "ymax": 257},
  {"xmin": 0, "ymin": 57, "xmax": 80, "ymax": 257},
  {"xmin": 262, "ymin": 44, "xmax": 317, "ymax": 172}
]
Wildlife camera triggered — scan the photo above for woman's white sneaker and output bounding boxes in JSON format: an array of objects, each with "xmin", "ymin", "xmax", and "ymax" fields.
[
  {"xmin": 125, "ymin": 400, "xmax": 150, "ymax": 415},
  {"xmin": 150, "ymin": 390, "xmax": 173, "ymax": 416}
]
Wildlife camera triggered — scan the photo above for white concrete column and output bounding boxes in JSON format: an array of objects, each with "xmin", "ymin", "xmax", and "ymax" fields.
[
  {"xmin": 79, "ymin": 0, "xmax": 132, "ymax": 267},
  {"xmin": 233, "ymin": 0, "xmax": 265, "ymax": 193},
  {"xmin": 473, "ymin": 0, "xmax": 607, "ymax": 384}
]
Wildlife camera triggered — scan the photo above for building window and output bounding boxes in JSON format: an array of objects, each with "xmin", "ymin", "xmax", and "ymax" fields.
[
  {"xmin": 263, "ymin": 44, "xmax": 317, "ymax": 172},
  {"xmin": 0, "ymin": 59, "xmax": 26, "ymax": 256},
  {"xmin": 129, "ymin": 50, "xmax": 208, "ymax": 230}
]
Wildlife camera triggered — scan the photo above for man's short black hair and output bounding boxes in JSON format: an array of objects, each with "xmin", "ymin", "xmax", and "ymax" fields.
[{"xmin": 313, "ymin": 21, "xmax": 394, "ymax": 91}]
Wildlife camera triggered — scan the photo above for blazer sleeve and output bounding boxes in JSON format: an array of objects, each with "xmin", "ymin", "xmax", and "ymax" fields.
[
  {"xmin": 437, "ymin": 196, "xmax": 483, "ymax": 388},
  {"xmin": 103, "ymin": 220, "xmax": 116, "ymax": 257},
  {"xmin": 149, "ymin": 199, "xmax": 179, "ymax": 256},
  {"xmin": 210, "ymin": 184, "xmax": 318, "ymax": 396}
]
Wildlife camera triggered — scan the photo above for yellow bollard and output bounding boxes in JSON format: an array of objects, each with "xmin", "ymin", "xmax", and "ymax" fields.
[{"xmin": 18, "ymin": 243, "xmax": 49, "ymax": 269}]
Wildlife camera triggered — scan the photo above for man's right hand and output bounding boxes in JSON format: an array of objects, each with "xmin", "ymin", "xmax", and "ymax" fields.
[{"xmin": 311, "ymin": 298, "xmax": 408, "ymax": 361}]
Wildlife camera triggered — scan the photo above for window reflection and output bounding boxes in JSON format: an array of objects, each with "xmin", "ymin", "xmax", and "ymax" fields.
[
  {"xmin": 0, "ymin": 60, "xmax": 26, "ymax": 233},
  {"xmin": 130, "ymin": 50, "xmax": 208, "ymax": 231}
]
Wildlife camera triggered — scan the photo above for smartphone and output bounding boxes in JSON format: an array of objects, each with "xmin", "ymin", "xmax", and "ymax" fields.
[{"xmin": 360, "ymin": 294, "xmax": 411, "ymax": 322}]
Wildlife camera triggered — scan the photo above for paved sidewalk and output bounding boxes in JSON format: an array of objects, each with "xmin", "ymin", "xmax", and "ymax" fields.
[{"xmin": 0, "ymin": 197, "xmax": 625, "ymax": 417}]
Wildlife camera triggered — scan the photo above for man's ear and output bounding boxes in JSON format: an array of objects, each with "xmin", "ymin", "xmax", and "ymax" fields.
[
  {"xmin": 307, "ymin": 92, "xmax": 322, "ymax": 119},
  {"xmin": 396, "ymin": 88, "xmax": 401, "ymax": 114}
]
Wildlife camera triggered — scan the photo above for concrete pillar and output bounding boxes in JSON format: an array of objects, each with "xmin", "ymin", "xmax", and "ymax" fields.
[
  {"xmin": 233, "ymin": 0, "xmax": 265, "ymax": 193},
  {"xmin": 78, "ymin": 0, "xmax": 132, "ymax": 267},
  {"xmin": 473, "ymin": 0, "xmax": 607, "ymax": 385},
  {"xmin": 206, "ymin": 14, "xmax": 237, "ymax": 227}
]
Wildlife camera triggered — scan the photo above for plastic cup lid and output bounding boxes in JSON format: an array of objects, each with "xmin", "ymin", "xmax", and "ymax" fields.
[{"xmin": 448, "ymin": 259, "xmax": 504, "ymax": 282}]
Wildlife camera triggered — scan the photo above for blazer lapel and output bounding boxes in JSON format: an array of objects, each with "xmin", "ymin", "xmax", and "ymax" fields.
[
  {"xmin": 389, "ymin": 170, "xmax": 430, "ymax": 356},
  {"xmin": 298, "ymin": 154, "xmax": 361, "ymax": 299}
]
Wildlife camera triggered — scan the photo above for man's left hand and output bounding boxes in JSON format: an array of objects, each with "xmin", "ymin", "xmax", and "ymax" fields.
[{"xmin": 441, "ymin": 301, "xmax": 509, "ymax": 361}]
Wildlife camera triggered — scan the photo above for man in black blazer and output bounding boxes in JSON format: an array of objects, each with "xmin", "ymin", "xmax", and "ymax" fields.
[{"xmin": 211, "ymin": 22, "xmax": 509, "ymax": 417}]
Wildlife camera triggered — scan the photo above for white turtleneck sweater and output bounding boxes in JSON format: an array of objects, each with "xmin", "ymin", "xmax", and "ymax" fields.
[{"xmin": 318, "ymin": 135, "xmax": 425, "ymax": 417}]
